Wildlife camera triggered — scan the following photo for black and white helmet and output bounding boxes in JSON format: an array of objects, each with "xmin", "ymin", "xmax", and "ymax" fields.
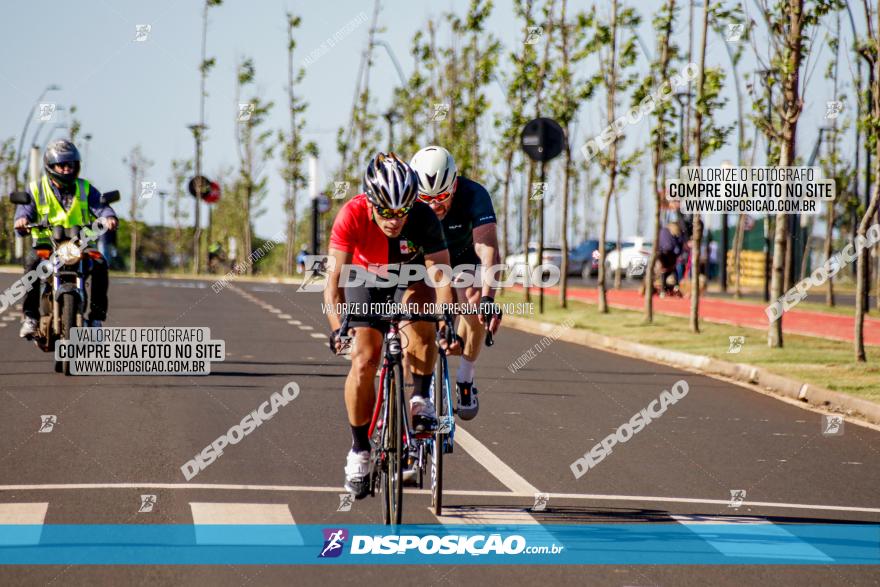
[
  {"xmin": 410, "ymin": 146, "xmax": 458, "ymax": 196},
  {"xmin": 363, "ymin": 152, "xmax": 420, "ymax": 209}
]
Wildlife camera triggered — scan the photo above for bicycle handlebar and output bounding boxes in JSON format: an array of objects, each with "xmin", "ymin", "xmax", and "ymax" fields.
[{"xmin": 338, "ymin": 312, "xmax": 451, "ymax": 340}]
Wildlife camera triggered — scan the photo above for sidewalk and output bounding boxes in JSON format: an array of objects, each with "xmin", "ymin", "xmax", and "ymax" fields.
[{"xmin": 520, "ymin": 284, "xmax": 880, "ymax": 346}]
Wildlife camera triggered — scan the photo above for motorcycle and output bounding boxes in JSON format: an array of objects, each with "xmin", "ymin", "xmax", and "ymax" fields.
[{"xmin": 9, "ymin": 190, "xmax": 120, "ymax": 375}]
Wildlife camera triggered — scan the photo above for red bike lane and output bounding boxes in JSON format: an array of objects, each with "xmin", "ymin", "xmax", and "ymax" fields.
[{"xmin": 519, "ymin": 284, "xmax": 880, "ymax": 346}]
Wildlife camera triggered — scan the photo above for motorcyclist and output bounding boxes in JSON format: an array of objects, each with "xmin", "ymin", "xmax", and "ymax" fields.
[{"xmin": 13, "ymin": 139, "xmax": 118, "ymax": 338}]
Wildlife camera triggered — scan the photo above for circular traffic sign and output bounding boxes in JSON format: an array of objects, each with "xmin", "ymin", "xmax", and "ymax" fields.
[
  {"xmin": 203, "ymin": 181, "xmax": 221, "ymax": 204},
  {"xmin": 188, "ymin": 176, "xmax": 221, "ymax": 203},
  {"xmin": 520, "ymin": 117, "xmax": 565, "ymax": 162}
]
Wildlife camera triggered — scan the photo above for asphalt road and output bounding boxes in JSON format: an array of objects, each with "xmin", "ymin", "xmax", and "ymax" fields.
[{"xmin": 0, "ymin": 273, "xmax": 877, "ymax": 585}]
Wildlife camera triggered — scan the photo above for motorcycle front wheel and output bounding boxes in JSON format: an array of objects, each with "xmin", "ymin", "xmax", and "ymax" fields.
[{"xmin": 59, "ymin": 292, "xmax": 78, "ymax": 376}]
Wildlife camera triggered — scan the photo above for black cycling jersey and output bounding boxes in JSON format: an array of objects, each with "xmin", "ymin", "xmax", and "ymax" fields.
[{"xmin": 442, "ymin": 176, "xmax": 497, "ymax": 265}]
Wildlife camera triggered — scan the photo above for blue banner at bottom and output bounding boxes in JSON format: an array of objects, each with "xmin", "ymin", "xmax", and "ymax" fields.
[{"xmin": 0, "ymin": 524, "xmax": 877, "ymax": 565}]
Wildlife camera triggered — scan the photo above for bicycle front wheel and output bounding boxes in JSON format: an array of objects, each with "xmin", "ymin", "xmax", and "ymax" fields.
[
  {"xmin": 382, "ymin": 360, "xmax": 405, "ymax": 525},
  {"xmin": 431, "ymin": 351, "xmax": 447, "ymax": 515}
]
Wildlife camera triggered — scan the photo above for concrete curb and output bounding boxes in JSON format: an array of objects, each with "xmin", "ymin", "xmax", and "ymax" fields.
[{"xmin": 504, "ymin": 315, "xmax": 880, "ymax": 426}]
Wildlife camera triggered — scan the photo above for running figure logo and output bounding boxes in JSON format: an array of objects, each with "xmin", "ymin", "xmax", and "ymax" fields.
[
  {"xmin": 337, "ymin": 493, "xmax": 354, "ymax": 512},
  {"xmin": 297, "ymin": 255, "xmax": 335, "ymax": 292},
  {"xmin": 525, "ymin": 26, "xmax": 543, "ymax": 44},
  {"xmin": 825, "ymin": 101, "xmax": 844, "ymax": 120},
  {"xmin": 333, "ymin": 181, "xmax": 350, "ymax": 200},
  {"xmin": 530, "ymin": 182, "xmax": 547, "ymax": 201},
  {"xmin": 532, "ymin": 492, "xmax": 550, "ymax": 512},
  {"xmin": 138, "ymin": 494, "xmax": 156, "ymax": 513},
  {"xmin": 728, "ymin": 489, "xmax": 746, "ymax": 508},
  {"xmin": 821, "ymin": 414, "xmax": 844, "ymax": 436},
  {"xmin": 38, "ymin": 103, "xmax": 57, "ymax": 122},
  {"xmin": 727, "ymin": 336, "xmax": 745, "ymax": 354},
  {"xmin": 39, "ymin": 415, "xmax": 57, "ymax": 433},
  {"xmin": 134, "ymin": 24, "xmax": 152, "ymax": 42},
  {"xmin": 726, "ymin": 23, "xmax": 745, "ymax": 42},
  {"xmin": 431, "ymin": 103, "xmax": 449, "ymax": 122},
  {"xmin": 319, "ymin": 528, "xmax": 348, "ymax": 558},
  {"xmin": 140, "ymin": 181, "xmax": 157, "ymax": 200}
]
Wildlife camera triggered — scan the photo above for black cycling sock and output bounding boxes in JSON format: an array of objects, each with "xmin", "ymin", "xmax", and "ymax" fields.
[
  {"xmin": 350, "ymin": 423, "xmax": 371, "ymax": 453},
  {"xmin": 411, "ymin": 374, "xmax": 431, "ymax": 400}
]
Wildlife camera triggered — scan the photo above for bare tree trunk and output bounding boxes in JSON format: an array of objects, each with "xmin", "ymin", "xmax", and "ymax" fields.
[
  {"xmin": 769, "ymin": 0, "xmax": 805, "ymax": 348},
  {"xmin": 613, "ymin": 191, "xmax": 622, "ymax": 289},
  {"xmin": 598, "ymin": 169, "xmax": 616, "ymax": 313},
  {"xmin": 855, "ymin": 10, "xmax": 879, "ymax": 361},
  {"xmin": 129, "ymin": 165, "xmax": 138, "ymax": 276},
  {"xmin": 689, "ymin": 0, "xmax": 709, "ymax": 333},
  {"xmin": 598, "ymin": 0, "xmax": 619, "ymax": 314},
  {"xmin": 501, "ymin": 150, "xmax": 514, "ymax": 263},
  {"xmin": 644, "ymin": 0, "xmax": 676, "ymax": 322},
  {"xmin": 733, "ymin": 215, "xmax": 745, "ymax": 297},
  {"xmin": 561, "ymin": 146, "xmax": 571, "ymax": 308}
]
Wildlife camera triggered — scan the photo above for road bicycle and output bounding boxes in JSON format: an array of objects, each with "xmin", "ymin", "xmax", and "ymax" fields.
[{"xmin": 339, "ymin": 311, "xmax": 453, "ymax": 524}]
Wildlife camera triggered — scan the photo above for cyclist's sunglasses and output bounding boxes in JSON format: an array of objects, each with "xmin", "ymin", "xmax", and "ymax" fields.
[
  {"xmin": 374, "ymin": 205, "xmax": 412, "ymax": 219},
  {"xmin": 418, "ymin": 190, "xmax": 452, "ymax": 204}
]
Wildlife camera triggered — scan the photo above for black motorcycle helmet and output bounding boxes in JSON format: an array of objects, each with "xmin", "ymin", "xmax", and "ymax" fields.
[{"xmin": 44, "ymin": 139, "xmax": 81, "ymax": 188}]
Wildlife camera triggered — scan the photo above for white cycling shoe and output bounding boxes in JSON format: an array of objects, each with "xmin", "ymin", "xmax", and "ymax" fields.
[{"xmin": 343, "ymin": 450, "xmax": 371, "ymax": 500}]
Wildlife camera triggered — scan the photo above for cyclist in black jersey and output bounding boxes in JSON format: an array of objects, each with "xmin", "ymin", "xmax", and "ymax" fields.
[{"xmin": 410, "ymin": 146, "xmax": 502, "ymax": 421}]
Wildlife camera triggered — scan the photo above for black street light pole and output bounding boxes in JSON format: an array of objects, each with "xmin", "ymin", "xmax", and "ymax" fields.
[{"xmin": 188, "ymin": 123, "xmax": 207, "ymax": 274}]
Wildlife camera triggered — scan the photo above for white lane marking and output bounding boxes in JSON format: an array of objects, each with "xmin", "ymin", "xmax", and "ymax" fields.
[
  {"xmin": 0, "ymin": 503, "xmax": 48, "ymax": 545},
  {"xmin": 454, "ymin": 426, "xmax": 540, "ymax": 495},
  {"xmin": 0, "ymin": 502, "xmax": 49, "ymax": 524},
  {"xmin": 309, "ymin": 333, "xmax": 326, "ymax": 339},
  {"xmin": 670, "ymin": 515, "xmax": 771, "ymax": 524},
  {"xmin": 298, "ymin": 325, "xmax": 314, "ymax": 331},
  {"xmin": 190, "ymin": 502, "xmax": 303, "ymax": 545},
  {"xmin": 2, "ymin": 485, "xmax": 878, "ymax": 515},
  {"xmin": 670, "ymin": 514, "xmax": 833, "ymax": 562},
  {"xmin": 434, "ymin": 505, "xmax": 538, "ymax": 525},
  {"xmin": 278, "ymin": 314, "xmax": 292, "ymax": 320},
  {"xmin": 268, "ymin": 308, "xmax": 282, "ymax": 314},
  {"xmin": 287, "ymin": 320, "xmax": 302, "ymax": 325},
  {"xmin": 190, "ymin": 502, "xmax": 295, "ymax": 524}
]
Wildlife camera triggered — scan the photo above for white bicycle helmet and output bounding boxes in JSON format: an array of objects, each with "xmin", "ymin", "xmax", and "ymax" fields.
[
  {"xmin": 410, "ymin": 146, "xmax": 458, "ymax": 196},
  {"xmin": 363, "ymin": 152, "xmax": 420, "ymax": 209}
]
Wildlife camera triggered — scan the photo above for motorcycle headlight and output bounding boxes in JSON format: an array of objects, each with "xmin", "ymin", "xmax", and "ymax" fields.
[{"xmin": 56, "ymin": 241, "xmax": 83, "ymax": 265}]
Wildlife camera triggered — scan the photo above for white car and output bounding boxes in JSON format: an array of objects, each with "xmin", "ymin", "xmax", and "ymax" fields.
[
  {"xmin": 504, "ymin": 243, "xmax": 563, "ymax": 282},
  {"xmin": 604, "ymin": 237, "xmax": 653, "ymax": 278}
]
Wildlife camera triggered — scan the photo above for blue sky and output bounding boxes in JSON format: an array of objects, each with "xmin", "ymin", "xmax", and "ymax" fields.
[{"xmin": 0, "ymin": 1, "xmax": 869, "ymax": 244}]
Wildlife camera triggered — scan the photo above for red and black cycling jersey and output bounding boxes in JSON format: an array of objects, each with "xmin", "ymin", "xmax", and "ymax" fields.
[{"xmin": 329, "ymin": 193, "xmax": 447, "ymax": 269}]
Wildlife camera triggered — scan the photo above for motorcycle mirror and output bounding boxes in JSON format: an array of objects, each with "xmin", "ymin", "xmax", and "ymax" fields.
[
  {"xmin": 100, "ymin": 190, "xmax": 120, "ymax": 205},
  {"xmin": 9, "ymin": 191, "xmax": 32, "ymax": 205}
]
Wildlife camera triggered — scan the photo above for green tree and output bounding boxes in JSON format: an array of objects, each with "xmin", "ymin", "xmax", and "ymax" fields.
[
  {"xmin": 235, "ymin": 57, "xmax": 275, "ymax": 275},
  {"xmin": 633, "ymin": 0, "xmax": 680, "ymax": 322},
  {"xmin": 582, "ymin": 0, "xmax": 641, "ymax": 313}
]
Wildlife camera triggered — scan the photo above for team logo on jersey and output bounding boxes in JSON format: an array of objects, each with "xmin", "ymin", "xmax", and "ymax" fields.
[{"xmin": 400, "ymin": 239, "xmax": 414, "ymax": 254}]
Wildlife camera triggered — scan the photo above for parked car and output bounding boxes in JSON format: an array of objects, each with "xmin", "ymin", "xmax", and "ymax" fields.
[
  {"xmin": 568, "ymin": 239, "xmax": 617, "ymax": 277},
  {"xmin": 504, "ymin": 242, "xmax": 564, "ymax": 283},
  {"xmin": 604, "ymin": 237, "xmax": 653, "ymax": 279}
]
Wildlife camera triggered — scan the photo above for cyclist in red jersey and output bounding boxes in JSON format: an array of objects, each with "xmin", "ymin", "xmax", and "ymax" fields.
[{"xmin": 324, "ymin": 152, "xmax": 459, "ymax": 499}]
